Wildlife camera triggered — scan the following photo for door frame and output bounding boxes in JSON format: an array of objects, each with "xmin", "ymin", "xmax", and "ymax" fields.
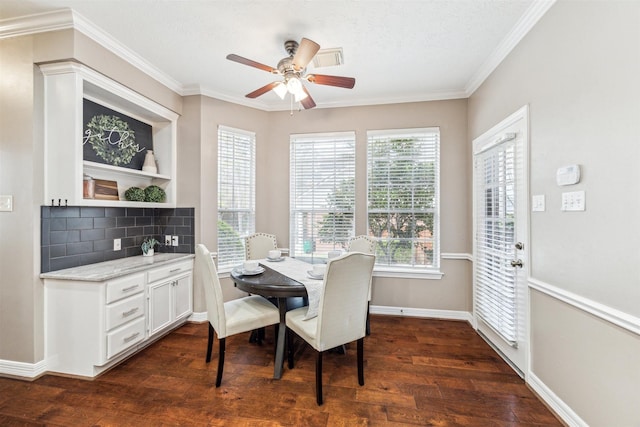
[{"xmin": 471, "ymin": 104, "xmax": 530, "ymax": 378}]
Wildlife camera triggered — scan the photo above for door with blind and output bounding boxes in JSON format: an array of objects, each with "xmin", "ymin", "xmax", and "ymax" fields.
[{"xmin": 472, "ymin": 106, "xmax": 529, "ymax": 377}]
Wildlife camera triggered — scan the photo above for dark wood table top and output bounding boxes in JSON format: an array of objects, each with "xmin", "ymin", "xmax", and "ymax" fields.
[{"xmin": 230, "ymin": 263, "xmax": 307, "ymax": 299}]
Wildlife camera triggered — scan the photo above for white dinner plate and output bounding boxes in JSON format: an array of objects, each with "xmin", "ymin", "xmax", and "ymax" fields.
[
  {"xmin": 266, "ymin": 256, "xmax": 285, "ymax": 262},
  {"xmin": 306, "ymin": 270, "xmax": 324, "ymax": 280},
  {"xmin": 233, "ymin": 266, "xmax": 265, "ymax": 276}
]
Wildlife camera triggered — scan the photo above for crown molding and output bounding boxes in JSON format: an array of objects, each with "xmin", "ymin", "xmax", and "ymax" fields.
[
  {"xmin": 464, "ymin": 0, "xmax": 557, "ymax": 96},
  {"xmin": 0, "ymin": 8, "xmax": 73, "ymax": 39},
  {"xmin": 69, "ymin": 10, "xmax": 183, "ymax": 94},
  {"xmin": 2, "ymin": 2, "xmax": 556, "ymax": 109},
  {"xmin": 0, "ymin": 8, "xmax": 183, "ymax": 95}
]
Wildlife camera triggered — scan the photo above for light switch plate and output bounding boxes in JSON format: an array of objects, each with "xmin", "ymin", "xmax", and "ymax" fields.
[
  {"xmin": 0, "ymin": 195, "xmax": 13, "ymax": 212},
  {"xmin": 561, "ymin": 190, "xmax": 585, "ymax": 211},
  {"xmin": 532, "ymin": 194, "xmax": 545, "ymax": 212},
  {"xmin": 171, "ymin": 235, "xmax": 179, "ymax": 246}
]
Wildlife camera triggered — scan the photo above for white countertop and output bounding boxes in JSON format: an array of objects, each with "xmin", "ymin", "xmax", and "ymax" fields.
[{"xmin": 40, "ymin": 253, "xmax": 194, "ymax": 282}]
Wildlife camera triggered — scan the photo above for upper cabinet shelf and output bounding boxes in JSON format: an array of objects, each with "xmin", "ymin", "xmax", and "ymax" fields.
[{"xmin": 39, "ymin": 62, "xmax": 179, "ymax": 207}]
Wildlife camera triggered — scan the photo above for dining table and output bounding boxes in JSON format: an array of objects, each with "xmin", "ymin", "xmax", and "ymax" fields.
[{"xmin": 230, "ymin": 256, "xmax": 324, "ymax": 379}]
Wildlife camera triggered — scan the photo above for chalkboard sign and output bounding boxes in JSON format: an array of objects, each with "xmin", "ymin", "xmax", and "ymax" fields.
[{"xmin": 82, "ymin": 99, "xmax": 153, "ymax": 170}]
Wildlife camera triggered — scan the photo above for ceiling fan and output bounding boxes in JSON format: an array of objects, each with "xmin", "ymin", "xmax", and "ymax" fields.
[{"xmin": 226, "ymin": 38, "xmax": 356, "ymax": 109}]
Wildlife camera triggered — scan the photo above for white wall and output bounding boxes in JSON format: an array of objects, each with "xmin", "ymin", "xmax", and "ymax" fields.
[{"xmin": 468, "ymin": 1, "xmax": 640, "ymax": 424}]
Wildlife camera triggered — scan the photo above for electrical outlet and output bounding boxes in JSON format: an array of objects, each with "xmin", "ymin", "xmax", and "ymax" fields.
[
  {"xmin": 165, "ymin": 235, "xmax": 172, "ymax": 245},
  {"xmin": 171, "ymin": 235, "xmax": 179, "ymax": 247},
  {"xmin": 113, "ymin": 238, "xmax": 121, "ymax": 251}
]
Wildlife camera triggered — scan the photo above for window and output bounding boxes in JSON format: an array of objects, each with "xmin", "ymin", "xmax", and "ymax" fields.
[
  {"xmin": 217, "ymin": 126, "xmax": 255, "ymax": 270},
  {"xmin": 367, "ymin": 128, "xmax": 440, "ymax": 270},
  {"xmin": 290, "ymin": 132, "xmax": 356, "ymax": 262}
]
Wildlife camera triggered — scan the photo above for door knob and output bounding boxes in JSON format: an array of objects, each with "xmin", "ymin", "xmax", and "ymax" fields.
[
  {"xmin": 515, "ymin": 242, "xmax": 524, "ymax": 250},
  {"xmin": 510, "ymin": 259, "xmax": 523, "ymax": 268}
]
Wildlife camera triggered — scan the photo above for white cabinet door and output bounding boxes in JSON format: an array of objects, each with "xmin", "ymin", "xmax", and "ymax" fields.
[
  {"xmin": 148, "ymin": 280, "xmax": 173, "ymax": 337},
  {"xmin": 147, "ymin": 272, "xmax": 193, "ymax": 338},
  {"xmin": 174, "ymin": 274, "xmax": 193, "ymax": 321}
]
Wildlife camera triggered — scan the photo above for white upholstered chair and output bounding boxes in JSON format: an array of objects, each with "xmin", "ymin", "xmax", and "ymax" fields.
[
  {"xmin": 245, "ymin": 232, "xmax": 287, "ymax": 260},
  {"xmin": 285, "ymin": 252, "xmax": 375, "ymax": 405},
  {"xmin": 195, "ymin": 244, "xmax": 279, "ymax": 387},
  {"xmin": 347, "ymin": 235, "xmax": 375, "ymax": 254},
  {"xmin": 347, "ymin": 235, "xmax": 376, "ymax": 335}
]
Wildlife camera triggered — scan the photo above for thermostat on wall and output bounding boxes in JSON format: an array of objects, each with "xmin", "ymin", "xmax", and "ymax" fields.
[{"xmin": 556, "ymin": 164, "xmax": 581, "ymax": 186}]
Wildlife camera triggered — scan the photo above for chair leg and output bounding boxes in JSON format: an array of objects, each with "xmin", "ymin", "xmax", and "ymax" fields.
[
  {"xmin": 215, "ymin": 337, "xmax": 226, "ymax": 387},
  {"xmin": 206, "ymin": 323, "xmax": 214, "ymax": 363},
  {"xmin": 249, "ymin": 327, "xmax": 265, "ymax": 345},
  {"xmin": 287, "ymin": 328, "xmax": 294, "ymax": 369},
  {"xmin": 357, "ymin": 337, "xmax": 364, "ymax": 386},
  {"xmin": 366, "ymin": 304, "xmax": 371, "ymax": 336},
  {"xmin": 316, "ymin": 350, "xmax": 323, "ymax": 405}
]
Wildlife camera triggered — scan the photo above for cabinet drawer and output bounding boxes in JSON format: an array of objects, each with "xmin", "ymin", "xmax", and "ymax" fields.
[
  {"xmin": 147, "ymin": 260, "xmax": 193, "ymax": 283},
  {"xmin": 105, "ymin": 293, "xmax": 145, "ymax": 331},
  {"xmin": 107, "ymin": 317, "xmax": 145, "ymax": 360},
  {"xmin": 106, "ymin": 273, "xmax": 145, "ymax": 303}
]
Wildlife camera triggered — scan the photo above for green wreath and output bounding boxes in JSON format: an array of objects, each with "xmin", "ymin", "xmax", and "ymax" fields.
[{"xmin": 85, "ymin": 115, "xmax": 138, "ymax": 166}]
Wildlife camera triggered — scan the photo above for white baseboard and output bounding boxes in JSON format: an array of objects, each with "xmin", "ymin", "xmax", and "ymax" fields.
[
  {"xmin": 528, "ymin": 371, "xmax": 587, "ymax": 427},
  {"xmin": 370, "ymin": 305, "xmax": 473, "ymax": 323},
  {"xmin": 0, "ymin": 358, "xmax": 47, "ymax": 380},
  {"xmin": 188, "ymin": 311, "xmax": 207, "ymax": 322}
]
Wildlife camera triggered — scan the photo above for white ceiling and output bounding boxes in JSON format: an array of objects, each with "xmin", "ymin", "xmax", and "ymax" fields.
[{"xmin": 0, "ymin": 0, "xmax": 553, "ymax": 111}]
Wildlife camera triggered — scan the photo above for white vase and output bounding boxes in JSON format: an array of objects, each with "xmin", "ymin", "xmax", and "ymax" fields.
[
  {"xmin": 142, "ymin": 150, "xmax": 158, "ymax": 174},
  {"xmin": 143, "ymin": 248, "xmax": 154, "ymax": 257}
]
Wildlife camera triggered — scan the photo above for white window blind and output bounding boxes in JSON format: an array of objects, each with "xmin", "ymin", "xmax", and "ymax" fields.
[
  {"xmin": 217, "ymin": 125, "xmax": 255, "ymax": 270},
  {"xmin": 367, "ymin": 128, "xmax": 440, "ymax": 269},
  {"xmin": 290, "ymin": 132, "xmax": 355, "ymax": 262},
  {"xmin": 474, "ymin": 142, "xmax": 517, "ymax": 346}
]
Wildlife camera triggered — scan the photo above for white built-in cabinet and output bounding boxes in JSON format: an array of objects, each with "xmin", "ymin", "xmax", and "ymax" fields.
[
  {"xmin": 43, "ymin": 256, "xmax": 193, "ymax": 378},
  {"xmin": 39, "ymin": 61, "xmax": 178, "ymax": 207}
]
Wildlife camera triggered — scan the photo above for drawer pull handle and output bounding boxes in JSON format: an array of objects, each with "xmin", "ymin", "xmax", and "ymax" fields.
[
  {"xmin": 169, "ymin": 268, "xmax": 181, "ymax": 273},
  {"xmin": 121, "ymin": 285, "xmax": 139, "ymax": 293},
  {"xmin": 123, "ymin": 332, "xmax": 140, "ymax": 343},
  {"xmin": 122, "ymin": 307, "xmax": 139, "ymax": 317}
]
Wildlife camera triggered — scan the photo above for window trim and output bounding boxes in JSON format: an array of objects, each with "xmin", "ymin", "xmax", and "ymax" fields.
[
  {"xmin": 217, "ymin": 125, "xmax": 256, "ymax": 273},
  {"xmin": 366, "ymin": 127, "xmax": 442, "ymax": 274},
  {"xmin": 289, "ymin": 131, "xmax": 356, "ymax": 261}
]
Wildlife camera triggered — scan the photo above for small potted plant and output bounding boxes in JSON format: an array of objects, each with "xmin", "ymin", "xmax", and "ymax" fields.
[{"xmin": 141, "ymin": 237, "xmax": 159, "ymax": 257}]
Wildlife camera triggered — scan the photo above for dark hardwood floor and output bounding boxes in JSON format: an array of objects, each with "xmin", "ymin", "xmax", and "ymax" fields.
[{"xmin": 0, "ymin": 316, "xmax": 562, "ymax": 426}]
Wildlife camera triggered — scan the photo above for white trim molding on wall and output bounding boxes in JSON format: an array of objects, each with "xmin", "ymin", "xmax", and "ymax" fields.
[
  {"xmin": 528, "ymin": 371, "xmax": 588, "ymax": 427},
  {"xmin": 370, "ymin": 305, "xmax": 473, "ymax": 324},
  {"xmin": 0, "ymin": 358, "xmax": 47, "ymax": 380},
  {"xmin": 529, "ymin": 277, "xmax": 640, "ymax": 336},
  {"xmin": 442, "ymin": 252, "xmax": 473, "ymax": 261}
]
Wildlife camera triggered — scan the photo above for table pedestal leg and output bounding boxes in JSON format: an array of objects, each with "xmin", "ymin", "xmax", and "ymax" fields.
[{"xmin": 273, "ymin": 297, "xmax": 287, "ymax": 379}]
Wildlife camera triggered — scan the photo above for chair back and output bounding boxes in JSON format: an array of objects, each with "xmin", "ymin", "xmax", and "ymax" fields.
[
  {"xmin": 245, "ymin": 232, "xmax": 277, "ymax": 260},
  {"xmin": 315, "ymin": 252, "xmax": 375, "ymax": 351},
  {"xmin": 347, "ymin": 235, "xmax": 376, "ymax": 301},
  {"xmin": 347, "ymin": 235, "xmax": 375, "ymax": 254},
  {"xmin": 195, "ymin": 244, "xmax": 228, "ymax": 337}
]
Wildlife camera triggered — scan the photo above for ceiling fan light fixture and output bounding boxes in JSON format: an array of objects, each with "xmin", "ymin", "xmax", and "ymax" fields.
[
  {"xmin": 286, "ymin": 77, "xmax": 308, "ymax": 101},
  {"xmin": 294, "ymin": 88, "xmax": 308, "ymax": 102},
  {"xmin": 286, "ymin": 76, "xmax": 302, "ymax": 93},
  {"xmin": 273, "ymin": 82, "xmax": 287, "ymax": 99}
]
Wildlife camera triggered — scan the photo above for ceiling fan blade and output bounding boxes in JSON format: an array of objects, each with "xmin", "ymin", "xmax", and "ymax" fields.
[
  {"xmin": 300, "ymin": 86, "xmax": 316, "ymax": 109},
  {"xmin": 292, "ymin": 38, "xmax": 320, "ymax": 71},
  {"xmin": 246, "ymin": 82, "xmax": 280, "ymax": 98},
  {"xmin": 306, "ymin": 74, "xmax": 356, "ymax": 89},
  {"xmin": 226, "ymin": 54, "xmax": 277, "ymax": 74}
]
